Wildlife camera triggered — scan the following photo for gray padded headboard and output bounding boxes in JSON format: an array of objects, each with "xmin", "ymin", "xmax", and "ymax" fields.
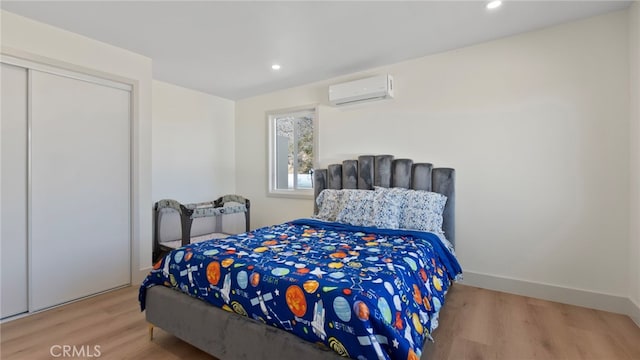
[{"xmin": 313, "ymin": 155, "xmax": 456, "ymax": 246}]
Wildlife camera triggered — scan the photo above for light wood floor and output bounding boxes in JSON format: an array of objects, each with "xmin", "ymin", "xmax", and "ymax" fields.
[{"xmin": 1, "ymin": 284, "xmax": 638, "ymax": 360}]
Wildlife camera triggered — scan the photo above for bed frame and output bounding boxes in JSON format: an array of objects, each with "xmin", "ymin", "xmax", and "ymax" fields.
[{"xmin": 145, "ymin": 154, "xmax": 455, "ymax": 359}]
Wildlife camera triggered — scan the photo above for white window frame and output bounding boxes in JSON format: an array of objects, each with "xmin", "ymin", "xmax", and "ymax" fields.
[{"xmin": 267, "ymin": 105, "xmax": 318, "ymax": 199}]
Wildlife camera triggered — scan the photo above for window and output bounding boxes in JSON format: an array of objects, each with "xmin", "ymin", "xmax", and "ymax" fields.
[{"xmin": 268, "ymin": 106, "xmax": 317, "ymax": 198}]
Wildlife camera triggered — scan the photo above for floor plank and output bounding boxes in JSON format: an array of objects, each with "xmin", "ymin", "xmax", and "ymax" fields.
[
  {"xmin": 1, "ymin": 284, "xmax": 638, "ymax": 359},
  {"xmin": 423, "ymin": 285, "xmax": 640, "ymax": 360}
]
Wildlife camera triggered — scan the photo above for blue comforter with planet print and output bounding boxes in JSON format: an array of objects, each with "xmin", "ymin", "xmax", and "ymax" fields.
[{"xmin": 139, "ymin": 219, "xmax": 462, "ymax": 360}]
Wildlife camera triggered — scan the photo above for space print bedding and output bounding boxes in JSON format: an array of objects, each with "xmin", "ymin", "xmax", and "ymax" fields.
[{"xmin": 139, "ymin": 218, "xmax": 461, "ymax": 360}]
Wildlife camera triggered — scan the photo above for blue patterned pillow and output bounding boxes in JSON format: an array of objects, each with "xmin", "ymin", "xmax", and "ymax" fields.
[
  {"xmin": 335, "ymin": 190, "xmax": 374, "ymax": 227},
  {"xmin": 314, "ymin": 189, "xmax": 343, "ymax": 222},
  {"xmin": 373, "ymin": 187, "xmax": 447, "ymax": 232},
  {"xmin": 372, "ymin": 187, "xmax": 405, "ymax": 229},
  {"xmin": 398, "ymin": 189, "xmax": 447, "ymax": 233}
]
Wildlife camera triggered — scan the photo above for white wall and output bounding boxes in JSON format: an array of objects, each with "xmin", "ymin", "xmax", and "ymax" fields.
[
  {"xmin": 152, "ymin": 80, "xmax": 240, "ymax": 239},
  {"xmin": 1, "ymin": 10, "xmax": 153, "ymax": 282},
  {"xmin": 629, "ymin": 1, "xmax": 640, "ymax": 322},
  {"xmin": 236, "ymin": 11, "xmax": 631, "ymax": 305},
  {"xmin": 236, "ymin": 89, "xmax": 325, "ymax": 227},
  {"xmin": 152, "ymin": 80, "xmax": 235, "ymax": 202}
]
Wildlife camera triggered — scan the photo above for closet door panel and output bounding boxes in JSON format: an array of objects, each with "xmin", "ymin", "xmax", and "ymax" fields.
[
  {"xmin": 30, "ymin": 70, "xmax": 130, "ymax": 311},
  {"xmin": 1, "ymin": 63, "xmax": 28, "ymax": 318}
]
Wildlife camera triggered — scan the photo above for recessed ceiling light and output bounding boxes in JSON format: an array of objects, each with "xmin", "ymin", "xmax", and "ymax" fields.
[
  {"xmin": 271, "ymin": 64, "xmax": 281, "ymax": 70},
  {"xmin": 486, "ymin": 0, "xmax": 502, "ymax": 10}
]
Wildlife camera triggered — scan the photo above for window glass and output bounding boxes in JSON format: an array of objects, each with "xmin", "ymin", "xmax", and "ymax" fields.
[{"xmin": 269, "ymin": 108, "xmax": 316, "ymax": 196}]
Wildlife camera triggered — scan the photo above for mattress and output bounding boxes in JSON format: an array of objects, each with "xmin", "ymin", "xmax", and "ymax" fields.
[{"xmin": 140, "ymin": 219, "xmax": 461, "ymax": 360}]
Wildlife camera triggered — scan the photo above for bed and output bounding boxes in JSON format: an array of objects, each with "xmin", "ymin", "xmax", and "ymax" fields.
[{"xmin": 140, "ymin": 155, "xmax": 460, "ymax": 360}]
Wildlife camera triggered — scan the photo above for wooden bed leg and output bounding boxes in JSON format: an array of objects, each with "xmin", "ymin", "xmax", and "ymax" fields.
[{"xmin": 148, "ymin": 323, "xmax": 154, "ymax": 341}]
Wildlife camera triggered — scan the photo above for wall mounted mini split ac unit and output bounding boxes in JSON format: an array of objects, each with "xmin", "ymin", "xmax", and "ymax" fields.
[{"xmin": 328, "ymin": 74, "xmax": 394, "ymax": 106}]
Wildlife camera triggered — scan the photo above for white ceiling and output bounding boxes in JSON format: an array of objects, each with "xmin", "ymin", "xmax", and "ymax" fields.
[{"xmin": 1, "ymin": 1, "xmax": 631, "ymax": 100}]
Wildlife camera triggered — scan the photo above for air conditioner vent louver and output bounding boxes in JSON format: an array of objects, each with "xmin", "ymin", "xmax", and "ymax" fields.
[{"xmin": 329, "ymin": 75, "xmax": 394, "ymax": 107}]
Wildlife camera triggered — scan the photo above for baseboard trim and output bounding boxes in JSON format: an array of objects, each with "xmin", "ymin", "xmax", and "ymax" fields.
[
  {"xmin": 460, "ymin": 271, "xmax": 636, "ymax": 320},
  {"xmin": 628, "ymin": 298, "xmax": 640, "ymax": 327}
]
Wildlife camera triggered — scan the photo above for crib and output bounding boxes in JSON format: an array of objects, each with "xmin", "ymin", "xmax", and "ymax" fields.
[{"xmin": 152, "ymin": 195, "xmax": 250, "ymax": 262}]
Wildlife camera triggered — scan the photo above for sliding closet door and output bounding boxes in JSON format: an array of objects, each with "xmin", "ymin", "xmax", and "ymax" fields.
[
  {"xmin": 30, "ymin": 70, "xmax": 130, "ymax": 311},
  {"xmin": 1, "ymin": 63, "xmax": 28, "ymax": 318}
]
